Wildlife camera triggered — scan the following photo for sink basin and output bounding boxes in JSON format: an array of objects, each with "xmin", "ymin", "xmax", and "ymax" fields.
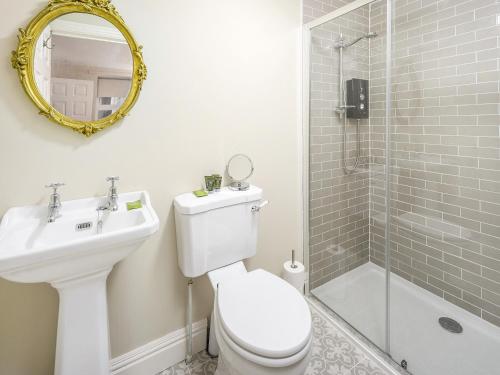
[
  {"xmin": 0, "ymin": 191, "xmax": 159, "ymax": 283},
  {"xmin": 0, "ymin": 191, "xmax": 159, "ymax": 375}
]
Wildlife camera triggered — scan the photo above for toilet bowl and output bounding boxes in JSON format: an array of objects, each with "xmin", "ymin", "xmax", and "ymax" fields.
[{"xmin": 211, "ymin": 268, "xmax": 312, "ymax": 375}]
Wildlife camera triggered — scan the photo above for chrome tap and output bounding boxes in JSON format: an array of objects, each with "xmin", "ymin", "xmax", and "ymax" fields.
[
  {"xmin": 99, "ymin": 176, "xmax": 120, "ymax": 211},
  {"xmin": 45, "ymin": 182, "xmax": 65, "ymax": 223}
]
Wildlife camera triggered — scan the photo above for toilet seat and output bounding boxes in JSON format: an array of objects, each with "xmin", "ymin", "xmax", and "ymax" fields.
[
  {"xmin": 214, "ymin": 301, "xmax": 312, "ymax": 368},
  {"xmin": 216, "ymin": 269, "xmax": 312, "ymax": 362}
]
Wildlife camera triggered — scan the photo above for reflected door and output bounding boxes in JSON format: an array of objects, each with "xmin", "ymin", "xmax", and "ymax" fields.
[{"xmin": 51, "ymin": 78, "xmax": 94, "ymax": 121}]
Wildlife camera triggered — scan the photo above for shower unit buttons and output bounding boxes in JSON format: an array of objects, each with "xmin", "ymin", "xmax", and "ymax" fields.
[{"xmin": 346, "ymin": 78, "xmax": 369, "ymax": 119}]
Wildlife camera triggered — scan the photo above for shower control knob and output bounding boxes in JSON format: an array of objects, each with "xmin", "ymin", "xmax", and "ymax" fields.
[
  {"xmin": 360, "ymin": 94, "xmax": 365, "ymax": 100},
  {"xmin": 360, "ymin": 103, "xmax": 365, "ymax": 110}
]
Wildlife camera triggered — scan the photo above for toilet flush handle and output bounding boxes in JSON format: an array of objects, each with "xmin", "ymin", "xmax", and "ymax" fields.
[{"xmin": 251, "ymin": 200, "xmax": 269, "ymax": 213}]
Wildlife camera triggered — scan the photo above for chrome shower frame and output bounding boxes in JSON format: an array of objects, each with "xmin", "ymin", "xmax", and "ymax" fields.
[{"xmin": 302, "ymin": 0, "xmax": 393, "ymax": 356}]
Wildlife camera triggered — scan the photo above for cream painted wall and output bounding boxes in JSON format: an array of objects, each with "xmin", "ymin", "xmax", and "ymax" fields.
[{"xmin": 0, "ymin": 1, "xmax": 302, "ymax": 374}]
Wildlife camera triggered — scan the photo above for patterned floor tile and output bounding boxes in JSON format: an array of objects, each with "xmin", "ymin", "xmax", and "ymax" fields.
[
  {"xmin": 187, "ymin": 351, "xmax": 215, "ymax": 371},
  {"xmin": 157, "ymin": 304, "xmax": 393, "ymax": 375},
  {"xmin": 305, "ymin": 311, "xmax": 367, "ymax": 375},
  {"xmin": 189, "ymin": 357, "xmax": 218, "ymax": 375},
  {"xmin": 157, "ymin": 360, "xmax": 190, "ymax": 375},
  {"xmin": 350, "ymin": 358, "xmax": 388, "ymax": 375}
]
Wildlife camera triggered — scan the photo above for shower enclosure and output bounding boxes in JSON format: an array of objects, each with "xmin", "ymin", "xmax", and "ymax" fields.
[{"xmin": 303, "ymin": 0, "xmax": 500, "ymax": 374}]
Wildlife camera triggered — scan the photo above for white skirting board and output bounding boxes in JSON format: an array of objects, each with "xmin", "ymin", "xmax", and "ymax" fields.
[{"xmin": 110, "ymin": 319, "xmax": 208, "ymax": 375}]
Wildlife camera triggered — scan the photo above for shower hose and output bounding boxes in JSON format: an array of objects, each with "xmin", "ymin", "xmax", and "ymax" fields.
[{"xmin": 342, "ymin": 117, "xmax": 361, "ymax": 174}]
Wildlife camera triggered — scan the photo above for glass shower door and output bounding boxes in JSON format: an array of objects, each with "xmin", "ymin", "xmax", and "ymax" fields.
[
  {"xmin": 389, "ymin": 0, "xmax": 500, "ymax": 374},
  {"xmin": 307, "ymin": 0, "xmax": 390, "ymax": 353}
]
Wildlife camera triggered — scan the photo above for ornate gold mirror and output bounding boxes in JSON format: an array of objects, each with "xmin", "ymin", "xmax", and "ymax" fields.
[{"xmin": 11, "ymin": 0, "xmax": 146, "ymax": 137}]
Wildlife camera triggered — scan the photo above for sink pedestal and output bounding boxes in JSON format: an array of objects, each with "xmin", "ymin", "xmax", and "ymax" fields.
[{"xmin": 52, "ymin": 267, "xmax": 113, "ymax": 375}]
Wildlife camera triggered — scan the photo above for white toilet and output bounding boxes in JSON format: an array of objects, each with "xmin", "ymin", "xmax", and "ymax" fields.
[{"xmin": 174, "ymin": 186, "xmax": 312, "ymax": 375}]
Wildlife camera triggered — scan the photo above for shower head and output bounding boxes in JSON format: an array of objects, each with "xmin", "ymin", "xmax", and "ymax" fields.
[{"xmin": 335, "ymin": 32, "xmax": 378, "ymax": 49}]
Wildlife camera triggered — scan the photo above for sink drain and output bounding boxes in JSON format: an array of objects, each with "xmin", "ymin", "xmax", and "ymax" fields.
[{"xmin": 439, "ymin": 317, "xmax": 463, "ymax": 333}]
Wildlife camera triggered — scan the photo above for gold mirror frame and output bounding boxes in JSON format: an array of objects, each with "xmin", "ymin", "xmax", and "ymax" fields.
[{"xmin": 11, "ymin": 0, "xmax": 147, "ymax": 137}]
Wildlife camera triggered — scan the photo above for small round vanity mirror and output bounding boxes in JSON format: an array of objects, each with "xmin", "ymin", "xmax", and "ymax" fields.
[
  {"xmin": 226, "ymin": 154, "xmax": 254, "ymax": 191},
  {"xmin": 33, "ymin": 13, "xmax": 133, "ymax": 123}
]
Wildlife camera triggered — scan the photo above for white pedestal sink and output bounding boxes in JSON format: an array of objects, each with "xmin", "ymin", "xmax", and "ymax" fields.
[{"xmin": 0, "ymin": 191, "xmax": 159, "ymax": 375}]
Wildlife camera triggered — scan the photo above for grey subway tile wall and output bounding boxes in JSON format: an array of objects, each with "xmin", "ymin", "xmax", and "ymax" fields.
[{"xmin": 382, "ymin": 0, "xmax": 500, "ymax": 328}]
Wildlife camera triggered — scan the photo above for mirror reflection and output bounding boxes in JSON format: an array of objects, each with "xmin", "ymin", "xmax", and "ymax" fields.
[{"xmin": 34, "ymin": 13, "xmax": 133, "ymax": 121}]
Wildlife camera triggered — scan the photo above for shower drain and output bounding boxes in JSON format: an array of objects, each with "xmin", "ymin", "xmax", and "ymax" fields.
[{"xmin": 439, "ymin": 317, "xmax": 463, "ymax": 333}]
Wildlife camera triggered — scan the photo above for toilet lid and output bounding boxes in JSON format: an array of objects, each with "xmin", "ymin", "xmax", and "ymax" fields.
[{"xmin": 216, "ymin": 269, "xmax": 311, "ymax": 359}]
